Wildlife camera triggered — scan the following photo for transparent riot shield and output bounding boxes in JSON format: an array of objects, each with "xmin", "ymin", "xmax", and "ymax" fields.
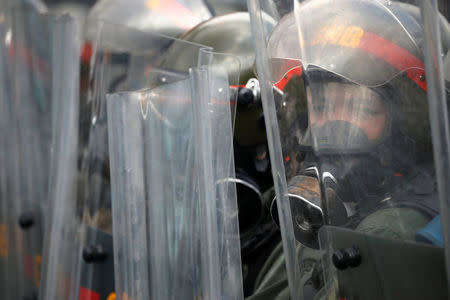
[
  {"xmin": 39, "ymin": 17, "xmax": 219, "ymax": 299},
  {"xmin": 0, "ymin": 12, "xmax": 20, "ymax": 300},
  {"xmin": 38, "ymin": 13, "xmax": 81, "ymax": 300},
  {"xmin": 0, "ymin": 2, "xmax": 63, "ymax": 299},
  {"xmin": 248, "ymin": 0, "xmax": 450, "ymax": 299},
  {"xmin": 106, "ymin": 51, "xmax": 243, "ymax": 300}
]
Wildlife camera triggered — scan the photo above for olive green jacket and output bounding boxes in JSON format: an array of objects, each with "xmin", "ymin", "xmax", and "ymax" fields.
[{"xmin": 246, "ymin": 208, "xmax": 430, "ymax": 300}]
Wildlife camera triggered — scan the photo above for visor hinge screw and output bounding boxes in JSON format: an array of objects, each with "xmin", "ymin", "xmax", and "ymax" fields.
[
  {"xmin": 18, "ymin": 212, "xmax": 35, "ymax": 230},
  {"xmin": 83, "ymin": 244, "xmax": 108, "ymax": 263},
  {"xmin": 332, "ymin": 246, "xmax": 361, "ymax": 270},
  {"xmin": 420, "ymin": 75, "xmax": 426, "ymax": 82}
]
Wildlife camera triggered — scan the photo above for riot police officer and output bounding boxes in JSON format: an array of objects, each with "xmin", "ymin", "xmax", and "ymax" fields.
[{"xmin": 246, "ymin": 0, "xmax": 450, "ymax": 299}]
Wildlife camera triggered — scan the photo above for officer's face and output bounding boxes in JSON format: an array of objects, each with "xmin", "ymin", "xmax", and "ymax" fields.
[{"xmin": 306, "ymin": 82, "xmax": 387, "ymax": 141}]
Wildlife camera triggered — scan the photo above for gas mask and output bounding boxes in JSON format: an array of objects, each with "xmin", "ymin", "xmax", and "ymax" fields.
[{"xmin": 271, "ymin": 75, "xmax": 416, "ymax": 249}]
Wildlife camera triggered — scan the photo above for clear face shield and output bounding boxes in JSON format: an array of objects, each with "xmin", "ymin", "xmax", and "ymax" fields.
[{"xmin": 248, "ymin": 0, "xmax": 450, "ymax": 298}]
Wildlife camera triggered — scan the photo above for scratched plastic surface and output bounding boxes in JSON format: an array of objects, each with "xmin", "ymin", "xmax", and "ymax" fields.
[
  {"xmin": 0, "ymin": 2, "xmax": 65, "ymax": 299},
  {"xmin": 247, "ymin": 0, "xmax": 450, "ymax": 299},
  {"xmin": 107, "ymin": 52, "xmax": 243, "ymax": 300},
  {"xmin": 38, "ymin": 15, "xmax": 222, "ymax": 300}
]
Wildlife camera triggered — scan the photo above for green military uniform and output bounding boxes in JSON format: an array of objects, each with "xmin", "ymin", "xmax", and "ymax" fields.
[{"xmin": 246, "ymin": 208, "xmax": 430, "ymax": 300}]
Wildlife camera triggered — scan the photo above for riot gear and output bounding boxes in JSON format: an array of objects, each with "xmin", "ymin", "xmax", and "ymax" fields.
[
  {"xmin": 153, "ymin": 12, "xmax": 280, "ymax": 295},
  {"xmin": 0, "ymin": 2, "xmax": 61, "ymax": 298},
  {"xmin": 267, "ymin": 0, "xmax": 447, "ymax": 247},
  {"xmin": 248, "ymin": 0, "xmax": 450, "ymax": 299},
  {"xmin": 165, "ymin": 11, "xmax": 279, "ymax": 262},
  {"xmin": 107, "ymin": 52, "xmax": 244, "ymax": 299}
]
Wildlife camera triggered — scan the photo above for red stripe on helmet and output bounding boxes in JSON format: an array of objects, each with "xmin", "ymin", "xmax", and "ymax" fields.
[
  {"xmin": 230, "ymin": 84, "xmax": 246, "ymax": 89},
  {"xmin": 359, "ymin": 32, "xmax": 426, "ymax": 91},
  {"xmin": 271, "ymin": 33, "xmax": 426, "ymax": 92},
  {"xmin": 273, "ymin": 66, "xmax": 303, "ymax": 90}
]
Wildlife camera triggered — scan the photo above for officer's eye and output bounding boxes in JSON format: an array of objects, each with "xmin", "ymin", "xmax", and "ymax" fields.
[
  {"xmin": 311, "ymin": 97, "xmax": 326, "ymax": 112},
  {"xmin": 360, "ymin": 106, "xmax": 377, "ymax": 115},
  {"xmin": 360, "ymin": 100, "xmax": 384, "ymax": 116}
]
